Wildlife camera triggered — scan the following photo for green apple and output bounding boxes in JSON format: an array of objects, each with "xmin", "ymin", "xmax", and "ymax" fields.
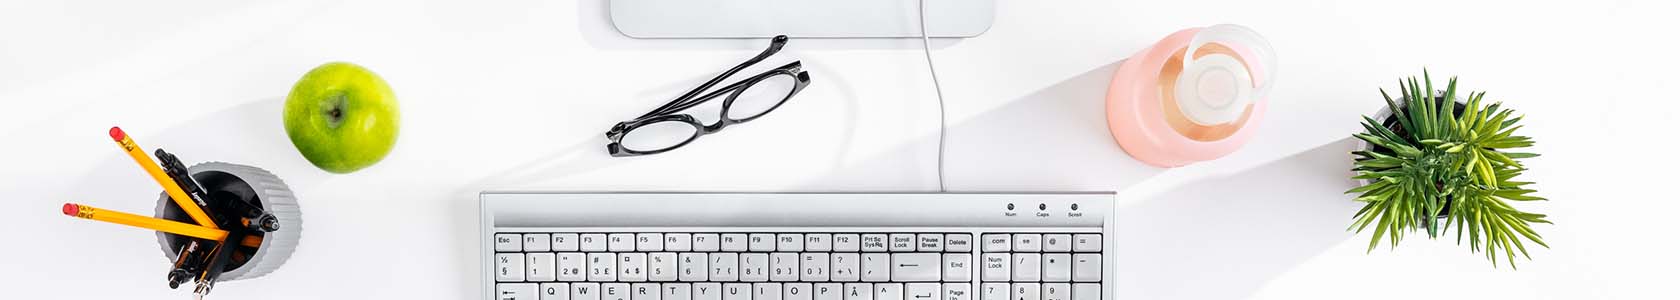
[{"xmin": 283, "ymin": 62, "xmax": 399, "ymax": 174}]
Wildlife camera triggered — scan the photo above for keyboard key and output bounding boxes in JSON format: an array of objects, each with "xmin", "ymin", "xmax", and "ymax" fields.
[
  {"xmin": 844, "ymin": 283, "xmax": 873, "ymax": 300},
  {"xmin": 1072, "ymin": 235, "xmax": 1101, "ymax": 252},
  {"xmin": 755, "ymin": 283, "xmax": 783, "ymax": 300},
  {"xmin": 917, "ymin": 234, "xmax": 944, "ymax": 252},
  {"xmin": 778, "ymin": 234, "xmax": 805, "ymax": 252},
  {"xmin": 610, "ymin": 234, "xmax": 635, "ymax": 251},
  {"xmin": 861, "ymin": 253, "xmax": 891, "ymax": 282},
  {"xmin": 1070, "ymin": 284, "xmax": 1098, "ymax": 300},
  {"xmin": 1071, "ymin": 254, "xmax": 1101, "ymax": 282},
  {"xmin": 574, "ymin": 283, "xmax": 602, "ymax": 300},
  {"xmin": 632, "ymin": 283, "xmax": 660, "ymax": 300},
  {"xmin": 801, "ymin": 253, "xmax": 831, "ymax": 281},
  {"xmin": 695, "ymin": 283, "xmax": 723, "ymax": 300},
  {"xmin": 638, "ymin": 233, "xmax": 665, "ymax": 251},
  {"xmin": 833, "ymin": 234, "xmax": 861, "ymax": 252},
  {"xmin": 679, "ymin": 253, "xmax": 709, "ymax": 281},
  {"xmin": 499, "ymin": 283, "xmax": 538, "ymax": 300},
  {"xmin": 1040, "ymin": 284, "xmax": 1067, "ymax": 300},
  {"xmin": 890, "ymin": 234, "xmax": 916, "ymax": 252},
  {"xmin": 875, "ymin": 283, "xmax": 903, "ymax": 300},
  {"xmin": 665, "ymin": 283, "xmax": 693, "ymax": 300},
  {"xmin": 942, "ymin": 254, "xmax": 971, "ymax": 282},
  {"xmin": 589, "ymin": 253, "xmax": 618, "ymax": 281},
  {"xmin": 980, "ymin": 234, "xmax": 1010, "ymax": 252},
  {"xmin": 785, "ymin": 283, "xmax": 813, "ymax": 300},
  {"xmin": 944, "ymin": 234, "xmax": 972, "ymax": 252},
  {"xmin": 1013, "ymin": 235, "xmax": 1041, "ymax": 252},
  {"xmin": 750, "ymin": 234, "xmax": 777, "ymax": 252},
  {"xmin": 723, "ymin": 284, "xmax": 752, "ymax": 300},
  {"xmin": 694, "ymin": 234, "xmax": 721, "ymax": 252},
  {"xmin": 554, "ymin": 234, "xmax": 581, "ymax": 252},
  {"xmin": 742, "ymin": 253, "xmax": 771, "ymax": 282},
  {"xmin": 620, "ymin": 253, "xmax": 649, "ymax": 282},
  {"xmin": 1010, "ymin": 283, "xmax": 1039, "ymax": 300},
  {"xmin": 527, "ymin": 234, "xmax": 553, "ymax": 252},
  {"xmin": 666, "ymin": 233, "xmax": 693, "ymax": 251},
  {"xmin": 497, "ymin": 234, "xmax": 523, "ymax": 252},
  {"xmin": 581, "ymin": 234, "xmax": 607, "ymax": 252},
  {"xmin": 980, "ymin": 254, "xmax": 1009, "ymax": 282},
  {"xmin": 722, "ymin": 234, "xmax": 749, "ymax": 251},
  {"xmin": 861, "ymin": 234, "xmax": 889, "ymax": 252},
  {"xmin": 1012, "ymin": 254, "xmax": 1041, "ymax": 282},
  {"xmin": 649, "ymin": 253, "xmax": 678, "ymax": 281},
  {"xmin": 831, "ymin": 253, "xmax": 860, "ymax": 281},
  {"xmin": 806, "ymin": 234, "xmax": 833, "ymax": 252},
  {"xmin": 980, "ymin": 283, "xmax": 1007, "ymax": 300},
  {"xmin": 1041, "ymin": 254, "xmax": 1070, "ymax": 282},
  {"xmin": 710, "ymin": 253, "xmax": 739, "ymax": 281},
  {"xmin": 891, "ymin": 253, "xmax": 941, "ymax": 282},
  {"xmin": 498, "ymin": 253, "xmax": 526, "ymax": 282},
  {"xmin": 542, "ymin": 283, "xmax": 570, "ymax": 300},
  {"xmin": 816, "ymin": 283, "xmax": 844, "ymax": 300},
  {"xmin": 907, "ymin": 283, "xmax": 941, "ymax": 300},
  {"xmin": 558, "ymin": 253, "xmax": 587, "ymax": 281},
  {"xmin": 1042, "ymin": 235, "xmax": 1071, "ymax": 252},
  {"xmin": 604, "ymin": 283, "xmax": 630, "ymax": 300},
  {"xmin": 943, "ymin": 283, "xmax": 971, "ymax": 300},
  {"xmin": 772, "ymin": 253, "xmax": 801, "ymax": 281},
  {"xmin": 529, "ymin": 253, "xmax": 558, "ymax": 281}
]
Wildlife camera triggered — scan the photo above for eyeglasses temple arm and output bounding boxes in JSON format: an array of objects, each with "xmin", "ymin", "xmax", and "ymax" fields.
[
  {"xmin": 640, "ymin": 35, "xmax": 789, "ymax": 119},
  {"xmin": 648, "ymin": 62, "xmax": 804, "ymax": 116}
]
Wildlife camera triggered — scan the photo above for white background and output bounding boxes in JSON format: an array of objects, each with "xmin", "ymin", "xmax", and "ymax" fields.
[{"xmin": 2, "ymin": 0, "xmax": 1674, "ymax": 299}]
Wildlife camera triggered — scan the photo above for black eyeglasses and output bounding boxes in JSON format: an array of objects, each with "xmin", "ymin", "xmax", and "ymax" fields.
[{"xmin": 606, "ymin": 35, "xmax": 812, "ymax": 157}]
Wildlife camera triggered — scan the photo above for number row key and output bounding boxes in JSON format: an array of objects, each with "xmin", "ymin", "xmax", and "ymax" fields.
[{"xmin": 499, "ymin": 253, "xmax": 977, "ymax": 283}]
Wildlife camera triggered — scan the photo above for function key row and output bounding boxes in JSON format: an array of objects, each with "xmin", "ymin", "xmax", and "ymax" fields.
[
  {"xmin": 498, "ymin": 233, "xmax": 975, "ymax": 253},
  {"xmin": 978, "ymin": 234, "xmax": 1101, "ymax": 253}
]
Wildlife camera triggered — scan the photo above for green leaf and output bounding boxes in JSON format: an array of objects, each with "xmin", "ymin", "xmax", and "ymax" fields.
[{"xmin": 1494, "ymin": 189, "xmax": 1547, "ymax": 201}]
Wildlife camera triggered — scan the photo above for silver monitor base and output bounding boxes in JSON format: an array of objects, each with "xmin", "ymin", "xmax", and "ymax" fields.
[{"xmin": 608, "ymin": 0, "xmax": 994, "ymax": 38}]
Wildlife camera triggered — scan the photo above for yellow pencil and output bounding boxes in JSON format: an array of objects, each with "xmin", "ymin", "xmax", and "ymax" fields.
[
  {"xmin": 109, "ymin": 127, "xmax": 219, "ymax": 229},
  {"xmin": 62, "ymin": 203, "xmax": 228, "ymax": 241}
]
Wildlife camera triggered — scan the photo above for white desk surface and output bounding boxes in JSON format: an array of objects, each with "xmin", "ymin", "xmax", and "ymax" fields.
[{"xmin": 2, "ymin": 1, "xmax": 1674, "ymax": 299}]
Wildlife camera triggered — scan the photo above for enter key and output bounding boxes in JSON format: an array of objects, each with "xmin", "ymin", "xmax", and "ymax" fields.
[{"xmin": 892, "ymin": 253, "xmax": 942, "ymax": 282}]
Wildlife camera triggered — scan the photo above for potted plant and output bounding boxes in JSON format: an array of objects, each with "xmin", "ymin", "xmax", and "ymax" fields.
[{"xmin": 1347, "ymin": 70, "xmax": 1550, "ymax": 268}]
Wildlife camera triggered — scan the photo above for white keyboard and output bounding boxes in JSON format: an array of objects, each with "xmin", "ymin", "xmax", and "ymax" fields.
[{"xmin": 481, "ymin": 193, "xmax": 1115, "ymax": 300}]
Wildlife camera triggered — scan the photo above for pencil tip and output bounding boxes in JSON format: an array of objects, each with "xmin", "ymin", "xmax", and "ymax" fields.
[
  {"xmin": 109, "ymin": 127, "xmax": 126, "ymax": 142},
  {"xmin": 62, "ymin": 203, "xmax": 78, "ymax": 216}
]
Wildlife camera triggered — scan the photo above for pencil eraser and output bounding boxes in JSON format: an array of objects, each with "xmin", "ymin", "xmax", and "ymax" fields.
[
  {"xmin": 109, "ymin": 127, "xmax": 127, "ymax": 142},
  {"xmin": 62, "ymin": 203, "xmax": 78, "ymax": 216}
]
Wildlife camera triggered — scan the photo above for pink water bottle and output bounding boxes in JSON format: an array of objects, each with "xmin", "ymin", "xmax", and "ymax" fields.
[{"xmin": 1106, "ymin": 24, "xmax": 1277, "ymax": 167}]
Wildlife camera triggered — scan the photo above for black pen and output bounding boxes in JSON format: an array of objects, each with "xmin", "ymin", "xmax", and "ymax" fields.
[
  {"xmin": 158, "ymin": 149, "xmax": 278, "ymax": 232},
  {"xmin": 167, "ymin": 241, "xmax": 207, "ymax": 289},
  {"xmin": 193, "ymin": 230, "xmax": 242, "ymax": 300}
]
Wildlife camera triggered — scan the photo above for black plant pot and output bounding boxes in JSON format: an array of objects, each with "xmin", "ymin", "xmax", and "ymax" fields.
[{"xmin": 1354, "ymin": 92, "xmax": 1464, "ymax": 224}]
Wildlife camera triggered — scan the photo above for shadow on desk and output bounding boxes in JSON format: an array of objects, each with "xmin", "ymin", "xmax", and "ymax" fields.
[{"xmin": 1109, "ymin": 139, "xmax": 1362, "ymax": 299}]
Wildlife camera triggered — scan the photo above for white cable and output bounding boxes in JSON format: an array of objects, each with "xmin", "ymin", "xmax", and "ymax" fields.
[{"xmin": 918, "ymin": 0, "xmax": 948, "ymax": 192}]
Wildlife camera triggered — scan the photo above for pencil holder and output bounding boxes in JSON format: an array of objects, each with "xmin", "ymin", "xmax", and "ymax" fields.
[{"xmin": 153, "ymin": 162, "xmax": 301, "ymax": 282}]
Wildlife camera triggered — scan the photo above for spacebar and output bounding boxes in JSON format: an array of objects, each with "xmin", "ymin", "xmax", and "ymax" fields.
[{"xmin": 891, "ymin": 253, "xmax": 941, "ymax": 282}]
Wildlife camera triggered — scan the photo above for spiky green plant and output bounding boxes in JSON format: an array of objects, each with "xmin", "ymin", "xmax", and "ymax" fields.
[{"xmin": 1348, "ymin": 70, "xmax": 1550, "ymax": 268}]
